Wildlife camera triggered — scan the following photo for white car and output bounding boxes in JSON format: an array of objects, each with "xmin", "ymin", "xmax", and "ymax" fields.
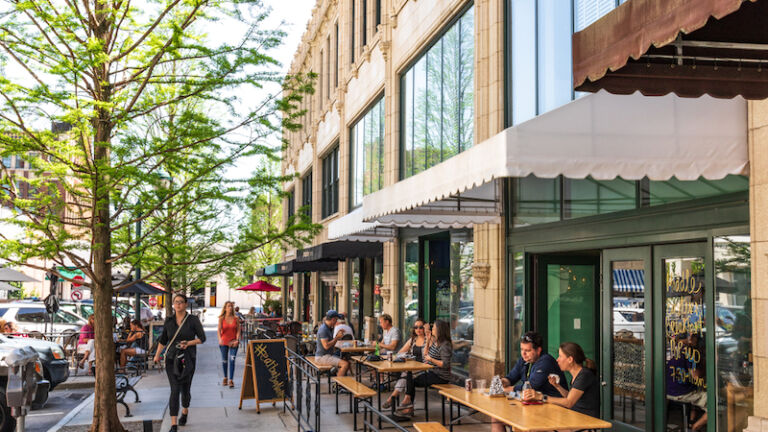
[
  {"xmin": 613, "ymin": 308, "xmax": 645, "ymax": 340},
  {"xmin": 0, "ymin": 302, "xmax": 86, "ymax": 334}
]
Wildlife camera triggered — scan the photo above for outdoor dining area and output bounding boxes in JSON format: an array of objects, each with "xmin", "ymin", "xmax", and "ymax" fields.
[{"xmin": 239, "ymin": 309, "xmax": 613, "ymax": 432}]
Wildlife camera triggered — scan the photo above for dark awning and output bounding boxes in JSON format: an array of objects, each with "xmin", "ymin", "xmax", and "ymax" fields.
[
  {"xmin": 573, "ymin": 0, "xmax": 768, "ymax": 99},
  {"xmin": 296, "ymin": 241, "xmax": 383, "ymax": 262},
  {"xmin": 270, "ymin": 259, "xmax": 338, "ymax": 276},
  {"xmin": 255, "ymin": 267, "xmax": 265, "ymax": 277}
]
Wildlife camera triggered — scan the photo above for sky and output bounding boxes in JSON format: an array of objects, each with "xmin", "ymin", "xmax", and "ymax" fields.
[{"xmin": 225, "ymin": 0, "xmax": 315, "ymax": 182}]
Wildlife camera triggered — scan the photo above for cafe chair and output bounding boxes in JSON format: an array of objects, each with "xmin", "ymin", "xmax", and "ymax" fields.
[{"xmin": 666, "ymin": 399, "xmax": 691, "ymax": 432}]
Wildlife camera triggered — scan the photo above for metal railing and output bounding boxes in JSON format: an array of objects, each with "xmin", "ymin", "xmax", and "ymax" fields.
[
  {"xmin": 358, "ymin": 400, "xmax": 410, "ymax": 432},
  {"xmin": 284, "ymin": 347, "xmax": 322, "ymax": 432}
]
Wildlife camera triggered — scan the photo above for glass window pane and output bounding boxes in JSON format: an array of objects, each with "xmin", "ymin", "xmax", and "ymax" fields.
[
  {"xmin": 510, "ymin": 252, "xmax": 525, "ymax": 360},
  {"xmin": 413, "ymin": 57, "xmax": 428, "ymax": 175},
  {"xmin": 537, "ymin": 0, "xmax": 573, "ymax": 114},
  {"xmin": 426, "ymin": 41, "xmax": 443, "ymax": 168},
  {"xmin": 565, "ymin": 177, "xmax": 636, "ymax": 219},
  {"xmin": 714, "ymin": 236, "xmax": 753, "ymax": 431},
  {"xmin": 402, "ymin": 241, "xmax": 420, "ymax": 329},
  {"xmin": 351, "ymin": 98, "xmax": 384, "ymax": 207},
  {"xmin": 459, "ymin": 9, "xmax": 474, "ymax": 152},
  {"xmin": 574, "ymin": 0, "xmax": 616, "ymax": 31},
  {"xmin": 374, "ymin": 256, "xmax": 383, "ymax": 316},
  {"xmin": 442, "ymin": 24, "xmax": 460, "ymax": 161},
  {"xmin": 664, "ymin": 256, "xmax": 706, "ymax": 430},
  {"xmin": 513, "ymin": 175, "xmax": 561, "ymax": 226},
  {"xmin": 648, "ymin": 175, "xmax": 749, "ymax": 207},
  {"xmin": 611, "ymin": 260, "xmax": 647, "ymax": 429},
  {"xmin": 511, "ymin": 0, "xmax": 536, "ymax": 125},
  {"xmin": 450, "ymin": 233, "xmax": 474, "ymax": 375},
  {"xmin": 403, "ymin": 73, "xmax": 414, "ymax": 177}
]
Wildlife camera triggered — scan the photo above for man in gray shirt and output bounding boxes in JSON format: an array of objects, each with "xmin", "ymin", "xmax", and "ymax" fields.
[
  {"xmin": 315, "ymin": 310, "xmax": 349, "ymax": 376},
  {"xmin": 379, "ymin": 313, "xmax": 402, "ymax": 353}
]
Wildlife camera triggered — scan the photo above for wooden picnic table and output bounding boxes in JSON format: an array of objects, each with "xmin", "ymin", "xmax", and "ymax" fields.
[
  {"xmin": 438, "ymin": 385, "xmax": 612, "ymax": 432},
  {"xmin": 339, "ymin": 345, "xmax": 375, "ymax": 354},
  {"xmin": 361, "ymin": 359, "xmax": 434, "ymax": 428}
]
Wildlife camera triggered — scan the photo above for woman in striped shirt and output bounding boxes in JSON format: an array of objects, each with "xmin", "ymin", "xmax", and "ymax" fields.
[{"xmin": 396, "ymin": 319, "xmax": 453, "ymax": 417}]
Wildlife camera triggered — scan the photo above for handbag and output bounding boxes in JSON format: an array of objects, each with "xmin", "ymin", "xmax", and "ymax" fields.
[{"xmin": 162, "ymin": 314, "xmax": 189, "ymax": 373}]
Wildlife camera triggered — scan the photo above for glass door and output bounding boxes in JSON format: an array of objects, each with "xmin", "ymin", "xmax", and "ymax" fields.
[
  {"xmin": 535, "ymin": 255, "xmax": 599, "ymax": 375},
  {"xmin": 653, "ymin": 243, "xmax": 709, "ymax": 432},
  {"xmin": 602, "ymin": 247, "xmax": 651, "ymax": 431}
]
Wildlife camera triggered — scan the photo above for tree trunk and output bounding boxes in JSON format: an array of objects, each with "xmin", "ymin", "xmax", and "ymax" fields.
[
  {"xmin": 90, "ymin": 159, "xmax": 125, "ymax": 431},
  {"xmin": 164, "ymin": 274, "xmax": 173, "ymax": 319}
]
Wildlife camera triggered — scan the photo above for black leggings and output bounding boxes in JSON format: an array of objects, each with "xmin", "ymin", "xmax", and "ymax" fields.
[
  {"xmin": 166, "ymin": 363, "xmax": 194, "ymax": 417},
  {"xmin": 406, "ymin": 371, "xmax": 448, "ymax": 399}
]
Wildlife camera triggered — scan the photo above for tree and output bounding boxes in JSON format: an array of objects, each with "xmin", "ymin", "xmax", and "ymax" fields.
[{"xmin": 0, "ymin": 0, "xmax": 317, "ymax": 429}]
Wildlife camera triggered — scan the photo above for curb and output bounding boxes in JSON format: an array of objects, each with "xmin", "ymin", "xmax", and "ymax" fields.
[
  {"xmin": 55, "ymin": 380, "xmax": 94, "ymax": 390},
  {"xmin": 46, "ymin": 393, "xmax": 93, "ymax": 432}
]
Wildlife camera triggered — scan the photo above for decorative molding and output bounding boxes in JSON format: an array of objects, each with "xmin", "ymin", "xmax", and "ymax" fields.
[
  {"xmin": 363, "ymin": 45, "xmax": 371, "ymax": 62},
  {"xmin": 389, "ymin": 7, "xmax": 398, "ymax": 28},
  {"xmin": 380, "ymin": 40, "xmax": 391, "ymax": 62},
  {"xmin": 335, "ymin": 284, "xmax": 344, "ymax": 296},
  {"xmin": 381, "ymin": 286, "xmax": 392, "ymax": 304},
  {"xmin": 350, "ymin": 64, "xmax": 358, "ymax": 79},
  {"xmin": 473, "ymin": 262, "xmax": 491, "ymax": 289}
]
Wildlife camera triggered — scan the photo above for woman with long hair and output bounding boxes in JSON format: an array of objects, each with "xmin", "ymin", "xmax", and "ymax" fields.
[
  {"xmin": 153, "ymin": 293, "xmax": 206, "ymax": 432},
  {"xmin": 396, "ymin": 319, "xmax": 453, "ymax": 417},
  {"xmin": 383, "ymin": 318, "xmax": 428, "ymax": 408},
  {"xmin": 522, "ymin": 341, "xmax": 600, "ymax": 420},
  {"xmin": 118, "ymin": 319, "xmax": 147, "ymax": 370},
  {"xmin": 218, "ymin": 301, "xmax": 241, "ymax": 388}
]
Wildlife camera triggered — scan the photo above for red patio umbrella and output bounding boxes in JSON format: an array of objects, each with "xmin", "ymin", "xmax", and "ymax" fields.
[{"xmin": 236, "ymin": 280, "xmax": 280, "ymax": 292}]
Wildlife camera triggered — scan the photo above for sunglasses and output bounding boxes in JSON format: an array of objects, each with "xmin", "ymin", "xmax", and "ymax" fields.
[
  {"xmin": 522, "ymin": 335, "xmax": 534, "ymax": 343},
  {"xmin": 414, "ymin": 325, "xmax": 424, "ymax": 329}
]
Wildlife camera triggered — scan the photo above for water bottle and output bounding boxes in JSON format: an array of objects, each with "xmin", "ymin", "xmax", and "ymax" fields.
[
  {"xmin": 374, "ymin": 342, "xmax": 380, "ymax": 357},
  {"xmin": 522, "ymin": 380, "xmax": 532, "ymax": 396}
]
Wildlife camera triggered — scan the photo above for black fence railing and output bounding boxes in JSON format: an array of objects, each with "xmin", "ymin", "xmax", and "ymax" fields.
[
  {"xmin": 284, "ymin": 347, "xmax": 322, "ymax": 432},
  {"xmin": 358, "ymin": 400, "xmax": 410, "ymax": 432}
]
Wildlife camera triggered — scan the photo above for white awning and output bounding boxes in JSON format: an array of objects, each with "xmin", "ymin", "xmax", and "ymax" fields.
[
  {"xmin": 363, "ymin": 91, "xmax": 747, "ymax": 221},
  {"xmin": 327, "ymin": 208, "xmax": 396, "ymax": 242}
]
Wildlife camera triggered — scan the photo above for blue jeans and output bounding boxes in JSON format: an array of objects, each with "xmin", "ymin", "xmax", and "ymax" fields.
[{"xmin": 219, "ymin": 344, "xmax": 238, "ymax": 380}]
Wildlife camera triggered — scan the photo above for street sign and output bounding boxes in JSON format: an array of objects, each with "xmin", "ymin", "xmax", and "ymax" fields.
[
  {"xmin": 148, "ymin": 297, "xmax": 157, "ymax": 307},
  {"xmin": 72, "ymin": 275, "xmax": 84, "ymax": 287},
  {"xmin": 70, "ymin": 289, "xmax": 82, "ymax": 301}
]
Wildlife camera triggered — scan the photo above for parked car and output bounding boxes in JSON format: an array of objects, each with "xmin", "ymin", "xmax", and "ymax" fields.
[
  {"xmin": 59, "ymin": 300, "xmax": 131, "ymax": 322},
  {"xmin": 0, "ymin": 302, "xmax": 86, "ymax": 334},
  {"xmin": 613, "ymin": 307, "xmax": 645, "ymax": 340},
  {"xmin": 0, "ymin": 334, "xmax": 68, "ymax": 409}
]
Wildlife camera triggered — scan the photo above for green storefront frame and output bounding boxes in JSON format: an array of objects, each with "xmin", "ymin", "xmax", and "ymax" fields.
[{"xmin": 505, "ymin": 183, "xmax": 749, "ymax": 432}]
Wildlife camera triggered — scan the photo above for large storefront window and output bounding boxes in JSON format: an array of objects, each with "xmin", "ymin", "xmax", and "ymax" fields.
[
  {"xmin": 648, "ymin": 175, "xmax": 749, "ymax": 207},
  {"xmin": 401, "ymin": 5, "xmax": 474, "ymax": 178},
  {"xmin": 350, "ymin": 97, "xmax": 384, "ymax": 209},
  {"xmin": 509, "ymin": 0, "xmax": 618, "ymax": 125},
  {"xmin": 714, "ymin": 236, "xmax": 753, "ymax": 431},
  {"xmin": 320, "ymin": 272, "xmax": 338, "ymax": 314}
]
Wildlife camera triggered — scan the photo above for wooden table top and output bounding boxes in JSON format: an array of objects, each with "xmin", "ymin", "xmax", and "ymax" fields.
[
  {"xmin": 363, "ymin": 359, "xmax": 434, "ymax": 373},
  {"xmin": 339, "ymin": 345, "xmax": 375, "ymax": 353},
  {"xmin": 438, "ymin": 386, "xmax": 612, "ymax": 432}
]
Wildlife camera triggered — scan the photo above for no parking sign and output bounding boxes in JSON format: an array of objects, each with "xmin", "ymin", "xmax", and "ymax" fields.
[{"xmin": 148, "ymin": 297, "xmax": 157, "ymax": 307}]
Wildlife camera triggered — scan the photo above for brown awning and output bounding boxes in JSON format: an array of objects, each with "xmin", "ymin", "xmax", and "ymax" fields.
[{"xmin": 573, "ymin": 0, "xmax": 768, "ymax": 99}]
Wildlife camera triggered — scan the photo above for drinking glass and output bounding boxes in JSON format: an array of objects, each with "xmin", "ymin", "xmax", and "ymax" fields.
[{"xmin": 476, "ymin": 379, "xmax": 487, "ymax": 393}]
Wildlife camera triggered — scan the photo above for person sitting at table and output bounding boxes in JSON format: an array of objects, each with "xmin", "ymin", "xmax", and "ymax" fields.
[
  {"xmin": 516, "ymin": 341, "xmax": 600, "ymax": 423},
  {"xmin": 78, "ymin": 315, "xmax": 95, "ymax": 345},
  {"xmin": 395, "ymin": 319, "xmax": 453, "ymax": 417},
  {"xmin": 117, "ymin": 319, "xmax": 148, "ymax": 371},
  {"xmin": 3, "ymin": 322, "xmax": 14, "ymax": 334},
  {"xmin": 315, "ymin": 310, "xmax": 350, "ymax": 376},
  {"xmin": 332, "ymin": 314, "xmax": 354, "ymax": 339},
  {"xmin": 491, "ymin": 331, "xmax": 567, "ymax": 432},
  {"xmin": 383, "ymin": 318, "xmax": 428, "ymax": 409},
  {"xmin": 378, "ymin": 313, "xmax": 402, "ymax": 354}
]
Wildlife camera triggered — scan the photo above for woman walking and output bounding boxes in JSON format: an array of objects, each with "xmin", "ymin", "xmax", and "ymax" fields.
[
  {"xmin": 153, "ymin": 293, "xmax": 206, "ymax": 432},
  {"xmin": 218, "ymin": 301, "xmax": 241, "ymax": 388},
  {"xmin": 396, "ymin": 319, "xmax": 453, "ymax": 417},
  {"xmin": 383, "ymin": 318, "xmax": 428, "ymax": 408}
]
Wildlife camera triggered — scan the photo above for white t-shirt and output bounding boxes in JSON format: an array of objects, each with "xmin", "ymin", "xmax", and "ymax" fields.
[
  {"xmin": 333, "ymin": 323, "xmax": 354, "ymax": 338},
  {"xmin": 85, "ymin": 338, "xmax": 95, "ymax": 362}
]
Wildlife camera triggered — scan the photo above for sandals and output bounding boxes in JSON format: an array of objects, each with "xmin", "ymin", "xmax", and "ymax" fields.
[
  {"xmin": 228, "ymin": 379, "xmax": 235, "ymax": 388},
  {"xmin": 222, "ymin": 378, "xmax": 228, "ymax": 386},
  {"xmin": 382, "ymin": 400, "xmax": 392, "ymax": 409}
]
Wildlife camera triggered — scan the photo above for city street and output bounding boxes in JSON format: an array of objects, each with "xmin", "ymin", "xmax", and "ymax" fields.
[{"xmin": 26, "ymin": 388, "xmax": 91, "ymax": 432}]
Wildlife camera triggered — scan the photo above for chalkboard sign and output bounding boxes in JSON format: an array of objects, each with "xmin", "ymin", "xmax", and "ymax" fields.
[{"xmin": 238, "ymin": 339, "xmax": 288, "ymax": 413}]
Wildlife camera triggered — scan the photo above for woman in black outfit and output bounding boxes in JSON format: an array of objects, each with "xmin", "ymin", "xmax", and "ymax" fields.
[{"xmin": 153, "ymin": 293, "xmax": 206, "ymax": 432}]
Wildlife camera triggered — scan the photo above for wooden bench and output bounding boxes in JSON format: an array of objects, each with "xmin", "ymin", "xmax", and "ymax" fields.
[
  {"xmin": 414, "ymin": 422, "xmax": 449, "ymax": 432},
  {"xmin": 332, "ymin": 376, "xmax": 377, "ymax": 431},
  {"xmin": 305, "ymin": 356, "xmax": 334, "ymax": 393}
]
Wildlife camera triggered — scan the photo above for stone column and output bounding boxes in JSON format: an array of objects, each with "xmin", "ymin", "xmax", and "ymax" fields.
[
  {"xmin": 382, "ymin": 239, "xmax": 400, "ymax": 325},
  {"xmin": 469, "ymin": 221, "xmax": 506, "ymax": 380},
  {"xmin": 746, "ymin": 99, "xmax": 768, "ymax": 431}
]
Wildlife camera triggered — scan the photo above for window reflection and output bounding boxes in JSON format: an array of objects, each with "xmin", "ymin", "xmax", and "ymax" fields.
[
  {"xmin": 350, "ymin": 98, "xmax": 384, "ymax": 208},
  {"xmin": 449, "ymin": 233, "xmax": 473, "ymax": 375},
  {"xmin": 715, "ymin": 236, "xmax": 753, "ymax": 431},
  {"xmin": 401, "ymin": 241, "xmax": 420, "ymax": 330}
]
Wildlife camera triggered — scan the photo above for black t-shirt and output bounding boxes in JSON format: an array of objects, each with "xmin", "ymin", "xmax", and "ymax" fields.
[
  {"xmin": 159, "ymin": 313, "xmax": 206, "ymax": 363},
  {"xmin": 570, "ymin": 367, "xmax": 600, "ymax": 418}
]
